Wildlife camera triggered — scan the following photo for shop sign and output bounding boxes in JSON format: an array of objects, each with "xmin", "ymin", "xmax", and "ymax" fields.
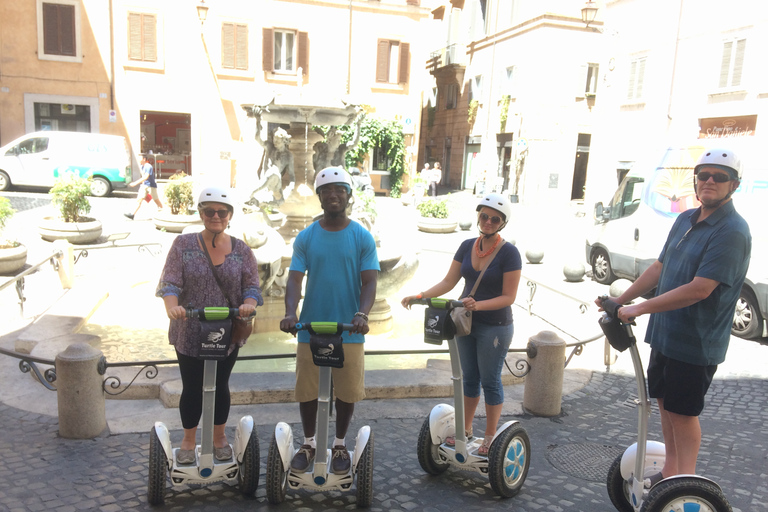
[{"xmin": 698, "ymin": 115, "xmax": 757, "ymax": 138}]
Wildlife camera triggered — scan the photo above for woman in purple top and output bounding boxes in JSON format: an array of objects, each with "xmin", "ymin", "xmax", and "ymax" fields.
[
  {"xmin": 402, "ymin": 193, "xmax": 522, "ymax": 456},
  {"xmin": 156, "ymin": 187, "xmax": 262, "ymax": 465}
]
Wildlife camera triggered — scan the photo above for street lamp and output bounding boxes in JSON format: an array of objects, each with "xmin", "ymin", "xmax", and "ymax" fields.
[
  {"xmin": 581, "ymin": 1, "xmax": 599, "ymax": 28},
  {"xmin": 196, "ymin": 0, "xmax": 209, "ymax": 25}
]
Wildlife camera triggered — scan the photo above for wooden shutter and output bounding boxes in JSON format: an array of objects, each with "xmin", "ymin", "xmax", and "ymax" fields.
[
  {"xmin": 719, "ymin": 41, "xmax": 732, "ymax": 88},
  {"xmin": 576, "ymin": 64, "xmax": 588, "ymax": 98},
  {"xmin": 732, "ymin": 38, "xmax": 746, "ymax": 87},
  {"xmin": 398, "ymin": 42, "xmax": 410, "ymax": 84},
  {"xmin": 298, "ymin": 31, "xmax": 309, "ymax": 77},
  {"xmin": 222, "ymin": 23, "xmax": 235, "ymax": 68},
  {"xmin": 143, "ymin": 14, "xmax": 157, "ymax": 62},
  {"xmin": 43, "ymin": 3, "xmax": 75, "ymax": 56},
  {"xmin": 262, "ymin": 28, "xmax": 273, "ymax": 71},
  {"xmin": 376, "ymin": 39, "xmax": 389, "ymax": 83},
  {"xmin": 627, "ymin": 60, "xmax": 637, "ymax": 100},
  {"xmin": 236, "ymin": 24, "xmax": 248, "ymax": 70},
  {"xmin": 128, "ymin": 13, "xmax": 142, "ymax": 60},
  {"xmin": 635, "ymin": 58, "xmax": 645, "ymax": 98}
]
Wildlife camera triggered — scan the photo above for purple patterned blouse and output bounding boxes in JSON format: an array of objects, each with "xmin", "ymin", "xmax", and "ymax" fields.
[{"xmin": 156, "ymin": 233, "xmax": 263, "ymax": 357}]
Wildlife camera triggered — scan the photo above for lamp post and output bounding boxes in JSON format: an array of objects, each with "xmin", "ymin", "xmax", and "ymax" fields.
[
  {"xmin": 196, "ymin": 0, "xmax": 209, "ymax": 26},
  {"xmin": 581, "ymin": 1, "xmax": 598, "ymax": 28}
]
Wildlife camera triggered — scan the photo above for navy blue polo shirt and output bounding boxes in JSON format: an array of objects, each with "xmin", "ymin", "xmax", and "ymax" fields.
[{"xmin": 645, "ymin": 200, "xmax": 751, "ymax": 366}]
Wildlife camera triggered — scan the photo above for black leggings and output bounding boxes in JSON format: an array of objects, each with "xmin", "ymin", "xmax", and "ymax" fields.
[{"xmin": 176, "ymin": 347, "xmax": 239, "ymax": 429}]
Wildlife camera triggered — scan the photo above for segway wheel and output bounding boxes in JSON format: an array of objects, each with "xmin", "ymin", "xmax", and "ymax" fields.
[
  {"xmin": 606, "ymin": 452, "xmax": 633, "ymax": 512},
  {"xmin": 238, "ymin": 428, "xmax": 260, "ymax": 496},
  {"xmin": 356, "ymin": 431, "xmax": 374, "ymax": 508},
  {"xmin": 147, "ymin": 428, "xmax": 167, "ymax": 506},
  {"xmin": 641, "ymin": 477, "xmax": 732, "ymax": 512},
  {"xmin": 416, "ymin": 416, "xmax": 449, "ymax": 475},
  {"xmin": 488, "ymin": 423, "xmax": 530, "ymax": 498},
  {"xmin": 266, "ymin": 433, "xmax": 287, "ymax": 504}
]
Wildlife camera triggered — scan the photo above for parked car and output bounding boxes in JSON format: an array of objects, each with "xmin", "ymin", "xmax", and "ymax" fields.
[
  {"xmin": 0, "ymin": 131, "xmax": 132, "ymax": 197},
  {"xmin": 586, "ymin": 139, "xmax": 768, "ymax": 339}
]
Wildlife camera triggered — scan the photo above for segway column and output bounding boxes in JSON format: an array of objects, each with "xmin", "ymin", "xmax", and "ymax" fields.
[
  {"xmin": 56, "ymin": 342, "xmax": 107, "ymax": 438},
  {"xmin": 523, "ymin": 331, "xmax": 566, "ymax": 417}
]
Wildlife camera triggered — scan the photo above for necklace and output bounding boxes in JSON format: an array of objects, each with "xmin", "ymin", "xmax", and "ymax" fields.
[{"xmin": 475, "ymin": 235, "xmax": 502, "ymax": 258}]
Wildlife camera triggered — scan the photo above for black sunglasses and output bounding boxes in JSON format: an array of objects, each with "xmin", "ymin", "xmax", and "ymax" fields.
[
  {"xmin": 479, "ymin": 212, "xmax": 502, "ymax": 225},
  {"xmin": 202, "ymin": 208, "xmax": 230, "ymax": 218},
  {"xmin": 696, "ymin": 171, "xmax": 732, "ymax": 183}
]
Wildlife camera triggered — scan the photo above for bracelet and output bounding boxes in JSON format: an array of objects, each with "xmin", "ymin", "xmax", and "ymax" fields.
[
  {"xmin": 416, "ymin": 293, "xmax": 423, "ymax": 299},
  {"xmin": 354, "ymin": 312, "xmax": 369, "ymax": 322}
]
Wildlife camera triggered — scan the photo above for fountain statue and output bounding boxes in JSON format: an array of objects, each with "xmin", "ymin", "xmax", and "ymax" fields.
[{"xmin": 240, "ymin": 91, "xmax": 417, "ymax": 334}]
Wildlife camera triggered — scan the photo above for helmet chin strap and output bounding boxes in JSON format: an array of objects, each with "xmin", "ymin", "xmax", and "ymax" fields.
[{"xmin": 695, "ymin": 180, "xmax": 738, "ymax": 210}]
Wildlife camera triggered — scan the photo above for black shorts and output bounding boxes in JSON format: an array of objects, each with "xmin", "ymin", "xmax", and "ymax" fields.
[{"xmin": 646, "ymin": 348, "xmax": 717, "ymax": 416}]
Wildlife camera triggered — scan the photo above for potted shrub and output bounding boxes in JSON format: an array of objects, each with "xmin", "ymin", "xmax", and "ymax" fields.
[
  {"xmin": 416, "ymin": 198, "xmax": 457, "ymax": 233},
  {"xmin": 39, "ymin": 171, "xmax": 103, "ymax": 244},
  {"xmin": 0, "ymin": 197, "xmax": 27, "ymax": 274},
  {"xmin": 153, "ymin": 172, "xmax": 202, "ymax": 233}
]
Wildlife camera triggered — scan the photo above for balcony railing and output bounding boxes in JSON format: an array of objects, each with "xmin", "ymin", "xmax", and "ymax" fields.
[{"xmin": 428, "ymin": 43, "xmax": 465, "ymax": 70}]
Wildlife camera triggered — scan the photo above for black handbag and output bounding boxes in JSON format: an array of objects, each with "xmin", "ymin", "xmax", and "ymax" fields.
[{"xmin": 598, "ymin": 298, "xmax": 636, "ymax": 352}]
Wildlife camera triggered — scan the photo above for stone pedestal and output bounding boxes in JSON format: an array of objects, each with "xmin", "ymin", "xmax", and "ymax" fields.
[
  {"xmin": 523, "ymin": 331, "xmax": 565, "ymax": 417},
  {"xmin": 56, "ymin": 343, "xmax": 107, "ymax": 439}
]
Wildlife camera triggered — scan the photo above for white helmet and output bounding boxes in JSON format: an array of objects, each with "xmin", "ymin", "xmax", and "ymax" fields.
[
  {"xmin": 198, "ymin": 187, "xmax": 236, "ymax": 213},
  {"xmin": 694, "ymin": 148, "xmax": 742, "ymax": 180},
  {"xmin": 476, "ymin": 193, "xmax": 512, "ymax": 223},
  {"xmin": 314, "ymin": 166, "xmax": 352, "ymax": 193}
]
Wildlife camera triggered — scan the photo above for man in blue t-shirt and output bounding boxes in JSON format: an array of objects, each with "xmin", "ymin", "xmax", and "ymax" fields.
[
  {"xmin": 606, "ymin": 147, "xmax": 751, "ymax": 485},
  {"xmin": 125, "ymin": 153, "xmax": 163, "ymax": 220},
  {"xmin": 280, "ymin": 167, "xmax": 379, "ymax": 475}
]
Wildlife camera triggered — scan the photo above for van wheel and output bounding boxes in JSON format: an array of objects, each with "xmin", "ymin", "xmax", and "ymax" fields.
[
  {"xmin": 90, "ymin": 177, "xmax": 111, "ymax": 197},
  {"xmin": 591, "ymin": 248, "xmax": 616, "ymax": 285},
  {"xmin": 0, "ymin": 171, "xmax": 10, "ymax": 191},
  {"xmin": 732, "ymin": 286, "xmax": 762, "ymax": 339}
]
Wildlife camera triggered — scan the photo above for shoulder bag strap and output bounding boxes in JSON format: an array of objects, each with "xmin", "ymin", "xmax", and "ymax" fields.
[
  {"xmin": 198, "ymin": 232, "xmax": 233, "ymax": 308},
  {"xmin": 467, "ymin": 240, "xmax": 506, "ymax": 298}
]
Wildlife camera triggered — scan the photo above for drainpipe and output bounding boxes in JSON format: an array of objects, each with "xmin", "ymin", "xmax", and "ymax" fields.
[
  {"xmin": 347, "ymin": 0, "xmax": 353, "ymax": 95},
  {"xmin": 666, "ymin": 0, "xmax": 684, "ymax": 131}
]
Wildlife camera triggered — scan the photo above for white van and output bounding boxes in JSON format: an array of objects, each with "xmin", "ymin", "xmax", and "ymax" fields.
[
  {"xmin": 0, "ymin": 131, "xmax": 131, "ymax": 197},
  {"xmin": 586, "ymin": 139, "xmax": 768, "ymax": 339}
]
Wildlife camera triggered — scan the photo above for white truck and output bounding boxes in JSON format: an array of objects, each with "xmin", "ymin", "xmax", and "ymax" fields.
[{"xmin": 586, "ymin": 140, "xmax": 768, "ymax": 339}]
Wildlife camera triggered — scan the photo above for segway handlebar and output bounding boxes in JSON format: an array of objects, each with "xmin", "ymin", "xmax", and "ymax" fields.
[
  {"xmin": 408, "ymin": 298, "xmax": 465, "ymax": 310},
  {"xmin": 294, "ymin": 322, "xmax": 355, "ymax": 333},
  {"xmin": 185, "ymin": 307, "xmax": 256, "ymax": 321},
  {"xmin": 597, "ymin": 295, "xmax": 635, "ymax": 324}
]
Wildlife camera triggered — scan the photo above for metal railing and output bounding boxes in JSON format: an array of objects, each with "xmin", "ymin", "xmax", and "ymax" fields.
[{"xmin": 0, "ymin": 250, "xmax": 62, "ymax": 316}]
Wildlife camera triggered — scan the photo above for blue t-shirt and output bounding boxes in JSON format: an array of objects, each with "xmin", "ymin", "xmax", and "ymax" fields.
[
  {"xmin": 142, "ymin": 162, "xmax": 157, "ymax": 188},
  {"xmin": 290, "ymin": 220, "xmax": 380, "ymax": 343},
  {"xmin": 454, "ymin": 238, "xmax": 522, "ymax": 326},
  {"xmin": 645, "ymin": 200, "xmax": 751, "ymax": 365}
]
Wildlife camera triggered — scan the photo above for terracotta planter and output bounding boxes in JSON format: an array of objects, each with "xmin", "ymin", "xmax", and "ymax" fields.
[
  {"xmin": 0, "ymin": 244, "xmax": 27, "ymax": 275},
  {"xmin": 39, "ymin": 217, "xmax": 102, "ymax": 244},
  {"xmin": 153, "ymin": 211, "xmax": 203, "ymax": 233},
  {"xmin": 416, "ymin": 217, "xmax": 457, "ymax": 234}
]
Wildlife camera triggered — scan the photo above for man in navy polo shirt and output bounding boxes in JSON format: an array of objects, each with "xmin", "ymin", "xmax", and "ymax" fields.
[{"xmin": 606, "ymin": 147, "xmax": 751, "ymax": 485}]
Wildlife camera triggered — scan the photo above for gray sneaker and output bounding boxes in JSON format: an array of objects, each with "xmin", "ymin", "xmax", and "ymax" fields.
[
  {"xmin": 177, "ymin": 449, "xmax": 195, "ymax": 465},
  {"xmin": 291, "ymin": 444, "xmax": 316, "ymax": 473},
  {"xmin": 331, "ymin": 445, "xmax": 351, "ymax": 474}
]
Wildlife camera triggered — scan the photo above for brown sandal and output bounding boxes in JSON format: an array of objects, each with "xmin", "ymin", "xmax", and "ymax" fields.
[
  {"xmin": 477, "ymin": 438, "xmax": 492, "ymax": 456},
  {"xmin": 445, "ymin": 428, "xmax": 473, "ymax": 447}
]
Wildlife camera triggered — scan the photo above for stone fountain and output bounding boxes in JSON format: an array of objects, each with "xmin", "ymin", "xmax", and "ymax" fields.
[{"xmin": 240, "ymin": 91, "xmax": 418, "ymax": 334}]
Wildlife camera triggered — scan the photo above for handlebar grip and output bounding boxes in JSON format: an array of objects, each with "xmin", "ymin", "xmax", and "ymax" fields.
[
  {"xmin": 186, "ymin": 307, "xmax": 255, "ymax": 321},
  {"xmin": 408, "ymin": 298, "xmax": 464, "ymax": 309},
  {"xmin": 295, "ymin": 322, "xmax": 356, "ymax": 333}
]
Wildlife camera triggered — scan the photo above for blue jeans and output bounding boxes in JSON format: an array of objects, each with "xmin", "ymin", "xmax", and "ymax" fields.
[{"xmin": 456, "ymin": 322, "xmax": 513, "ymax": 406}]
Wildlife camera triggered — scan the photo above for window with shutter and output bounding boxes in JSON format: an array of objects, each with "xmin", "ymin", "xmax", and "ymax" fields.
[
  {"xmin": 222, "ymin": 23, "xmax": 248, "ymax": 70},
  {"xmin": 128, "ymin": 12, "xmax": 157, "ymax": 62},
  {"xmin": 719, "ymin": 38, "xmax": 747, "ymax": 89},
  {"xmin": 375, "ymin": 39, "xmax": 410, "ymax": 85},
  {"xmin": 272, "ymin": 29, "xmax": 296, "ymax": 73},
  {"xmin": 297, "ymin": 31, "xmax": 309, "ymax": 76},
  {"xmin": 42, "ymin": 3, "xmax": 76, "ymax": 56},
  {"xmin": 262, "ymin": 28, "xmax": 274, "ymax": 72},
  {"xmin": 627, "ymin": 57, "xmax": 646, "ymax": 100}
]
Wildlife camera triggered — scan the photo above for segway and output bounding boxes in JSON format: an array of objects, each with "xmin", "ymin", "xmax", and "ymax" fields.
[
  {"xmin": 147, "ymin": 307, "xmax": 259, "ymax": 505},
  {"xmin": 598, "ymin": 296, "xmax": 732, "ymax": 512},
  {"xmin": 266, "ymin": 322, "xmax": 374, "ymax": 507},
  {"xmin": 408, "ymin": 298, "xmax": 530, "ymax": 498}
]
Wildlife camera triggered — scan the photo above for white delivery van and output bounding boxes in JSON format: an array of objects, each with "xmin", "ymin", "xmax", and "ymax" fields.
[
  {"xmin": 586, "ymin": 139, "xmax": 768, "ymax": 339},
  {"xmin": 0, "ymin": 131, "xmax": 132, "ymax": 197}
]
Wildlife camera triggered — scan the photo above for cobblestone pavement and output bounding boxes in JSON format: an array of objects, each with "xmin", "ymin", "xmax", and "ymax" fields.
[{"xmin": 1, "ymin": 371, "xmax": 766, "ymax": 511}]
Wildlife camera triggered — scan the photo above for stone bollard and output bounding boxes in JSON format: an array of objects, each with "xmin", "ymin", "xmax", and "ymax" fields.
[
  {"xmin": 53, "ymin": 239, "xmax": 74, "ymax": 289},
  {"xmin": 523, "ymin": 331, "xmax": 566, "ymax": 416},
  {"xmin": 56, "ymin": 343, "xmax": 107, "ymax": 439}
]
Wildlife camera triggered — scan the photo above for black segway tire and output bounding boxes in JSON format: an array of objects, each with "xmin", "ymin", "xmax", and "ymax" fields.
[
  {"xmin": 147, "ymin": 428, "xmax": 167, "ymax": 506},
  {"xmin": 641, "ymin": 477, "xmax": 732, "ymax": 512},
  {"xmin": 239, "ymin": 428, "xmax": 260, "ymax": 496},
  {"xmin": 606, "ymin": 452, "xmax": 633, "ymax": 512},
  {"xmin": 356, "ymin": 431, "xmax": 374, "ymax": 508},
  {"xmin": 487, "ymin": 423, "xmax": 531, "ymax": 498},
  {"xmin": 266, "ymin": 433, "xmax": 288, "ymax": 504},
  {"xmin": 416, "ymin": 416, "xmax": 449, "ymax": 475}
]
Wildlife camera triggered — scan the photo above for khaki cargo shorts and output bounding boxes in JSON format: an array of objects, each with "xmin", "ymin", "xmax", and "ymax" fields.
[{"xmin": 295, "ymin": 342, "xmax": 365, "ymax": 403}]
